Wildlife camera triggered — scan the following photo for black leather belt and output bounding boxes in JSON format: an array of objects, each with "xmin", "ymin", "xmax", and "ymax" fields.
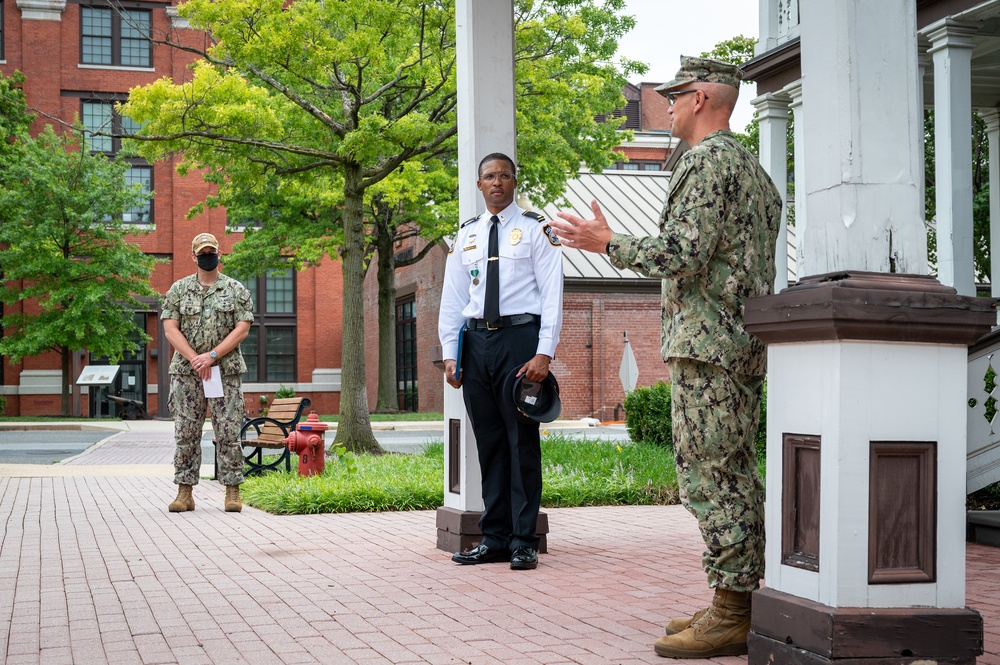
[{"xmin": 467, "ymin": 313, "xmax": 540, "ymax": 331}]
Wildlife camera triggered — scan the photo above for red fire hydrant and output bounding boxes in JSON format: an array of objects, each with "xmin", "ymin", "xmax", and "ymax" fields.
[{"xmin": 283, "ymin": 412, "xmax": 329, "ymax": 476}]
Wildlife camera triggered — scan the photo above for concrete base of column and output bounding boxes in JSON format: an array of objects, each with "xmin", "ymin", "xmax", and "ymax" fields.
[{"xmin": 435, "ymin": 506, "xmax": 549, "ymax": 553}]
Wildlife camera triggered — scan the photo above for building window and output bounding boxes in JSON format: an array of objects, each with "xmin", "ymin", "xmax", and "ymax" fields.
[
  {"xmin": 396, "ymin": 297, "xmax": 417, "ymax": 412},
  {"xmin": 81, "ymin": 99, "xmax": 152, "ymax": 224},
  {"xmin": 81, "ymin": 6, "xmax": 151, "ymax": 67},
  {"xmin": 241, "ymin": 269, "xmax": 297, "ymax": 383},
  {"xmin": 613, "ymin": 160, "xmax": 662, "ymax": 172}
]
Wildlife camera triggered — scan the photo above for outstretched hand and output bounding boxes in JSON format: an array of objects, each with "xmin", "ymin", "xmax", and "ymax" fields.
[{"xmin": 550, "ymin": 200, "xmax": 614, "ymax": 254}]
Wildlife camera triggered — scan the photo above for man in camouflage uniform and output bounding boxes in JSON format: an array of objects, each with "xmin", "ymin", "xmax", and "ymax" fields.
[
  {"xmin": 550, "ymin": 56, "xmax": 782, "ymax": 659},
  {"xmin": 161, "ymin": 232, "xmax": 254, "ymax": 513}
]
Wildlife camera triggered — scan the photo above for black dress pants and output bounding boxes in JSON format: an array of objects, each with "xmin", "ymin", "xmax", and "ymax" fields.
[{"xmin": 460, "ymin": 321, "xmax": 542, "ymax": 551}]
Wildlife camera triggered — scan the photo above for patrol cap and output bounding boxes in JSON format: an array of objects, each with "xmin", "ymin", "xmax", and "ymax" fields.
[
  {"xmin": 192, "ymin": 232, "xmax": 219, "ymax": 254},
  {"xmin": 502, "ymin": 368, "xmax": 562, "ymax": 424},
  {"xmin": 655, "ymin": 55, "xmax": 743, "ymax": 96}
]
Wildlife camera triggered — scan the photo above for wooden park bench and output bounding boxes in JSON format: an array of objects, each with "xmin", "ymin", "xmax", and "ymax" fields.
[{"xmin": 213, "ymin": 396, "xmax": 312, "ymax": 479}]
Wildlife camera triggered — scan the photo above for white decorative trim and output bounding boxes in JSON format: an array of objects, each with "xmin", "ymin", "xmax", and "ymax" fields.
[
  {"xmin": 78, "ymin": 64, "xmax": 155, "ymax": 73},
  {"xmin": 165, "ymin": 6, "xmax": 190, "ymax": 30},
  {"xmin": 16, "ymin": 0, "xmax": 65, "ymax": 21}
]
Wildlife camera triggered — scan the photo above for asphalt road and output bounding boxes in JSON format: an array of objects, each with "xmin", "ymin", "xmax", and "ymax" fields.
[
  {"xmin": 0, "ymin": 424, "xmax": 631, "ymax": 465},
  {"xmin": 0, "ymin": 431, "xmax": 112, "ymax": 465}
]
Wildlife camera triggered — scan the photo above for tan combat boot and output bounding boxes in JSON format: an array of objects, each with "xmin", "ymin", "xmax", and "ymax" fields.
[
  {"xmin": 663, "ymin": 607, "xmax": 708, "ymax": 635},
  {"xmin": 168, "ymin": 484, "xmax": 195, "ymax": 512},
  {"xmin": 225, "ymin": 485, "xmax": 242, "ymax": 513},
  {"xmin": 653, "ymin": 588, "xmax": 751, "ymax": 658}
]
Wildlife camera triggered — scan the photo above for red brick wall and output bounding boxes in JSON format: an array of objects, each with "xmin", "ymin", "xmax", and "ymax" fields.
[{"xmin": 640, "ymin": 83, "xmax": 672, "ymax": 131}]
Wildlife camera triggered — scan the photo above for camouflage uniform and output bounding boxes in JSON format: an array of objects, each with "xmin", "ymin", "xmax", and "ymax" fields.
[
  {"xmin": 608, "ymin": 130, "xmax": 782, "ymax": 591},
  {"xmin": 161, "ymin": 274, "xmax": 254, "ymax": 487}
]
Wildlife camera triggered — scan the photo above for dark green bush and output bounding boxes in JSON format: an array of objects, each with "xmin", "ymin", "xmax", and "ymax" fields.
[
  {"xmin": 624, "ymin": 379, "xmax": 768, "ymax": 460},
  {"xmin": 0, "ymin": 394, "xmax": 6, "ymax": 416},
  {"xmin": 624, "ymin": 381, "xmax": 672, "ymax": 447},
  {"xmin": 274, "ymin": 384, "xmax": 296, "ymax": 399}
]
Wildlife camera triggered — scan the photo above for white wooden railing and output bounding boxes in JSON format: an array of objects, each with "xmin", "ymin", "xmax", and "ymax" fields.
[
  {"xmin": 968, "ymin": 328, "xmax": 1000, "ymax": 493},
  {"xmin": 757, "ymin": 0, "xmax": 801, "ymax": 55}
]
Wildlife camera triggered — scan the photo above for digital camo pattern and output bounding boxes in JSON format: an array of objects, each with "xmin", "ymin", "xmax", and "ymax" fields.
[
  {"xmin": 161, "ymin": 274, "xmax": 254, "ymax": 377},
  {"xmin": 669, "ymin": 358, "xmax": 764, "ymax": 592},
  {"xmin": 170, "ymin": 373, "xmax": 246, "ymax": 486},
  {"xmin": 607, "ymin": 130, "xmax": 782, "ymax": 378}
]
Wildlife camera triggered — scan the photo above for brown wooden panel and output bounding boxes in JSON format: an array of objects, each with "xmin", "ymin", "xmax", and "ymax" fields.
[
  {"xmin": 752, "ymin": 587, "xmax": 983, "ymax": 659},
  {"xmin": 448, "ymin": 418, "xmax": 461, "ymax": 494},
  {"xmin": 868, "ymin": 441, "xmax": 936, "ymax": 584},
  {"xmin": 782, "ymin": 433, "xmax": 821, "ymax": 571}
]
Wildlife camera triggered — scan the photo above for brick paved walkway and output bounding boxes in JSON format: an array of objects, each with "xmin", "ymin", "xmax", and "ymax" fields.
[{"xmin": 0, "ymin": 429, "xmax": 998, "ymax": 664}]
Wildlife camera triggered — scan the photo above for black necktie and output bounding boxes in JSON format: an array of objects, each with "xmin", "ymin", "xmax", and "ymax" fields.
[{"xmin": 484, "ymin": 215, "xmax": 500, "ymax": 324}]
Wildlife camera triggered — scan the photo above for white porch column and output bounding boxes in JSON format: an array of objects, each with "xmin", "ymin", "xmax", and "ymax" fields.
[
  {"xmin": 745, "ymin": 1, "xmax": 989, "ymax": 662},
  {"xmin": 752, "ymin": 92, "xmax": 792, "ymax": 291},
  {"xmin": 783, "ymin": 80, "xmax": 805, "ymax": 279},
  {"xmin": 926, "ymin": 19, "xmax": 978, "ymax": 296},
  {"xmin": 438, "ymin": 0, "xmax": 518, "ymax": 552},
  {"xmin": 798, "ymin": 0, "xmax": 927, "ymax": 275},
  {"xmin": 982, "ymin": 110, "xmax": 1000, "ymax": 317}
]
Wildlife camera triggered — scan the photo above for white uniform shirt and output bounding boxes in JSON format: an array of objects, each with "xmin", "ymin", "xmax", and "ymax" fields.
[{"xmin": 438, "ymin": 201, "xmax": 564, "ymax": 360}]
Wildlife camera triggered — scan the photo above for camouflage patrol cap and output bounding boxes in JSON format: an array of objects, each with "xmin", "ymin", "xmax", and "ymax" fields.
[
  {"xmin": 655, "ymin": 55, "xmax": 743, "ymax": 96},
  {"xmin": 191, "ymin": 232, "xmax": 219, "ymax": 254}
]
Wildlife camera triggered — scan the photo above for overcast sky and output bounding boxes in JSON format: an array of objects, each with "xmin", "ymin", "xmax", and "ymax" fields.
[{"xmin": 617, "ymin": 0, "xmax": 760, "ymax": 131}]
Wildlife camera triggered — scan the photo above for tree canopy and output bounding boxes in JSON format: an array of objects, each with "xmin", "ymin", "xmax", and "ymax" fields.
[{"xmin": 0, "ymin": 73, "xmax": 159, "ymax": 414}]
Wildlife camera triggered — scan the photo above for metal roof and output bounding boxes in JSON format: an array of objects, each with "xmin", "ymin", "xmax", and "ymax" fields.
[{"xmin": 537, "ymin": 170, "xmax": 671, "ymax": 280}]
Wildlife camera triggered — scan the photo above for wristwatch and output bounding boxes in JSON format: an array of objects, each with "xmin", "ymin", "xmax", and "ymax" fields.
[{"xmin": 209, "ymin": 350, "xmax": 218, "ymax": 359}]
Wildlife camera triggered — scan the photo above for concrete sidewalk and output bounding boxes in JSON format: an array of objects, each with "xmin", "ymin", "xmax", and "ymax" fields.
[{"xmin": 0, "ymin": 428, "xmax": 998, "ymax": 664}]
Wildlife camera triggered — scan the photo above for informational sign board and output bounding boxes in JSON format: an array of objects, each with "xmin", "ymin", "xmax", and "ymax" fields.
[{"xmin": 76, "ymin": 365, "xmax": 121, "ymax": 386}]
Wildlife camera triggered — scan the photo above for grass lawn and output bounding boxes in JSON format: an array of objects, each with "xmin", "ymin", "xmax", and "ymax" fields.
[{"xmin": 242, "ymin": 433, "xmax": 679, "ymax": 515}]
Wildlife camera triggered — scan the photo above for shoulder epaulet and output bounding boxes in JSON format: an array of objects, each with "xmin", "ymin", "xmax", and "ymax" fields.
[
  {"xmin": 524, "ymin": 211, "xmax": 546, "ymax": 222},
  {"xmin": 460, "ymin": 216, "xmax": 478, "ymax": 229}
]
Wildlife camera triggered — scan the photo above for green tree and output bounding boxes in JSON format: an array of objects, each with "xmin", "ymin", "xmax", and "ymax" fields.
[
  {"xmin": 121, "ymin": 0, "xmax": 643, "ymax": 449},
  {"xmin": 0, "ymin": 120, "xmax": 159, "ymax": 415}
]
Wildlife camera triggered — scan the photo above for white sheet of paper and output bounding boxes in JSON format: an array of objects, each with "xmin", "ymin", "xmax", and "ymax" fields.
[{"xmin": 202, "ymin": 366, "xmax": 224, "ymax": 398}]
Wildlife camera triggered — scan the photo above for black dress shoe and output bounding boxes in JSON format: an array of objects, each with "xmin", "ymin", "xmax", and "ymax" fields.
[
  {"xmin": 510, "ymin": 547, "xmax": 538, "ymax": 570},
  {"xmin": 452, "ymin": 543, "xmax": 509, "ymax": 565}
]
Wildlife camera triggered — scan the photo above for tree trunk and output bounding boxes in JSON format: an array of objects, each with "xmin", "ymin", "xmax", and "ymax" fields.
[
  {"xmin": 333, "ymin": 165, "xmax": 384, "ymax": 454},
  {"xmin": 60, "ymin": 346, "xmax": 71, "ymax": 417},
  {"xmin": 374, "ymin": 219, "xmax": 399, "ymax": 413}
]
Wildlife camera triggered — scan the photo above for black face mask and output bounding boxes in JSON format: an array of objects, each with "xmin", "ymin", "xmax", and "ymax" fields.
[{"xmin": 197, "ymin": 253, "xmax": 220, "ymax": 271}]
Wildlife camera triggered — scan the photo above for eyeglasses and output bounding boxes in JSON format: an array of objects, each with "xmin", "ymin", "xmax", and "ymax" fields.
[
  {"xmin": 479, "ymin": 172, "xmax": 515, "ymax": 183},
  {"xmin": 665, "ymin": 89, "xmax": 707, "ymax": 107}
]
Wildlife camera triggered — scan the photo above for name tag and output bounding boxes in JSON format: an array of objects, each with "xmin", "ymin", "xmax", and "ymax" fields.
[{"xmin": 463, "ymin": 245, "xmax": 477, "ymax": 251}]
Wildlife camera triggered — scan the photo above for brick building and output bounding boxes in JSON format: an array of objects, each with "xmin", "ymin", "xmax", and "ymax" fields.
[{"xmin": 0, "ymin": 0, "xmax": 345, "ymax": 417}]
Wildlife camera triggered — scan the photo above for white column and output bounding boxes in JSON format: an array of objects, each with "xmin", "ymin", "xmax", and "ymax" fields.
[
  {"xmin": 784, "ymin": 80, "xmax": 806, "ymax": 279},
  {"xmin": 752, "ymin": 92, "xmax": 792, "ymax": 291},
  {"xmin": 798, "ymin": 0, "xmax": 927, "ymax": 276},
  {"xmin": 983, "ymin": 110, "xmax": 1000, "ymax": 319},
  {"xmin": 926, "ymin": 19, "xmax": 978, "ymax": 296},
  {"xmin": 445, "ymin": 0, "xmax": 516, "ymax": 515}
]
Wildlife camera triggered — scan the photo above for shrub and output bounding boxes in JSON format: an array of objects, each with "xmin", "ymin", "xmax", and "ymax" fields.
[
  {"xmin": 623, "ymin": 379, "xmax": 768, "ymax": 460},
  {"xmin": 624, "ymin": 381, "xmax": 672, "ymax": 447},
  {"xmin": 275, "ymin": 384, "xmax": 296, "ymax": 399},
  {"xmin": 0, "ymin": 393, "xmax": 6, "ymax": 416}
]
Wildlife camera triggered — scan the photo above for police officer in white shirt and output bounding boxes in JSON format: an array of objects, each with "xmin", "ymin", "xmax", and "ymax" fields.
[{"xmin": 438, "ymin": 152, "xmax": 564, "ymax": 570}]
